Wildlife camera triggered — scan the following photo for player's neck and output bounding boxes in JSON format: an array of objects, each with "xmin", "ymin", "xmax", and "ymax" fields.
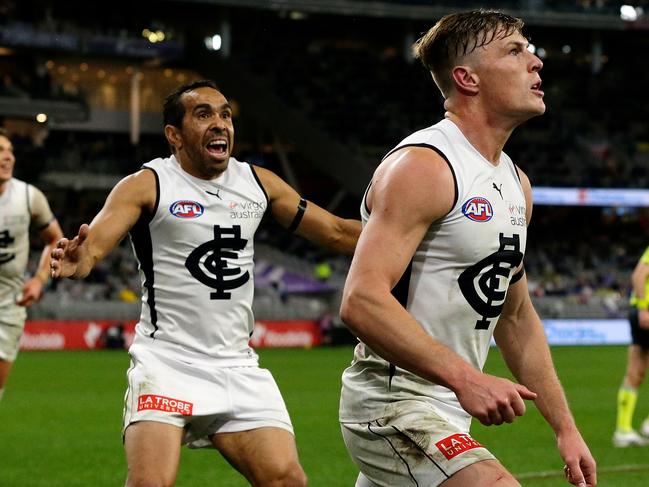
[{"xmin": 445, "ymin": 111, "xmax": 513, "ymax": 166}]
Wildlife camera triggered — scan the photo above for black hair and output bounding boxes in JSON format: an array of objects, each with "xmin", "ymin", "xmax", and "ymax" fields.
[{"xmin": 162, "ymin": 79, "xmax": 221, "ymax": 128}]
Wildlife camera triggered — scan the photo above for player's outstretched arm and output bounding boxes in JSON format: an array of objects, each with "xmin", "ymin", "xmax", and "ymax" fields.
[
  {"xmin": 51, "ymin": 169, "xmax": 156, "ymax": 279},
  {"xmin": 340, "ymin": 148, "xmax": 536, "ymax": 426},
  {"xmin": 252, "ymin": 165, "xmax": 361, "ymax": 255}
]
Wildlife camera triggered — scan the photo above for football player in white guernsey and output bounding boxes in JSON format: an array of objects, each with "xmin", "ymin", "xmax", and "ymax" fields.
[
  {"xmin": 339, "ymin": 10, "xmax": 596, "ymax": 487},
  {"xmin": 0, "ymin": 128, "xmax": 62, "ymax": 402},
  {"xmin": 50, "ymin": 80, "xmax": 360, "ymax": 487}
]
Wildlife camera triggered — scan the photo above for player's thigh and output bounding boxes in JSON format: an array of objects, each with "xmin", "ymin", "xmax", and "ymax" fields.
[
  {"xmin": 0, "ymin": 318, "xmax": 23, "ymax": 368},
  {"xmin": 0, "ymin": 320, "xmax": 22, "ymax": 388},
  {"xmin": 0, "ymin": 359, "xmax": 13, "ymax": 387},
  {"xmin": 211, "ymin": 427, "xmax": 306, "ymax": 486},
  {"xmin": 440, "ymin": 459, "xmax": 519, "ymax": 487},
  {"xmin": 124, "ymin": 420, "xmax": 184, "ymax": 487}
]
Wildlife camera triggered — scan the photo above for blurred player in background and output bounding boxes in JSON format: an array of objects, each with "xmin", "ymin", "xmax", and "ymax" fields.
[
  {"xmin": 613, "ymin": 246, "xmax": 649, "ymax": 447},
  {"xmin": 338, "ymin": 10, "xmax": 596, "ymax": 487},
  {"xmin": 50, "ymin": 80, "xmax": 360, "ymax": 486},
  {"xmin": 0, "ymin": 127, "xmax": 62, "ymax": 402}
]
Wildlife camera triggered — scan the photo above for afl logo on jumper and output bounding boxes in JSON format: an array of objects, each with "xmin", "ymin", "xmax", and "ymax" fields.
[
  {"xmin": 169, "ymin": 200, "xmax": 204, "ymax": 219},
  {"xmin": 462, "ymin": 197, "xmax": 493, "ymax": 222}
]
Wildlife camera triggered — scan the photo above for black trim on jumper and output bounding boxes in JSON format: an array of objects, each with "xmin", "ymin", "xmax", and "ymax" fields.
[
  {"xmin": 130, "ymin": 166, "xmax": 160, "ymax": 337},
  {"xmin": 510, "ymin": 267, "xmax": 525, "ymax": 285},
  {"xmin": 248, "ymin": 163, "xmax": 270, "ymax": 206},
  {"xmin": 25, "ymin": 183, "xmax": 31, "ymax": 216},
  {"xmin": 388, "ymin": 261, "xmax": 413, "ymax": 389},
  {"xmin": 361, "ymin": 181, "xmax": 372, "ymax": 216},
  {"xmin": 381, "ymin": 143, "xmax": 459, "ymax": 211},
  {"xmin": 513, "ymin": 163, "xmax": 523, "ymax": 183}
]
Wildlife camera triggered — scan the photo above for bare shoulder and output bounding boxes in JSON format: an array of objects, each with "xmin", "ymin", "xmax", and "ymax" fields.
[
  {"xmin": 249, "ymin": 164, "xmax": 283, "ymax": 197},
  {"xmin": 109, "ymin": 168, "xmax": 157, "ymax": 211},
  {"xmin": 369, "ymin": 146, "xmax": 455, "ymax": 222}
]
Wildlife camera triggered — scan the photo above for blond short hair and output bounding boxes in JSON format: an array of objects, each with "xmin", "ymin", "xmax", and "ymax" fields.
[{"xmin": 413, "ymin": 9, "xmax": 525, "ymax": 97}]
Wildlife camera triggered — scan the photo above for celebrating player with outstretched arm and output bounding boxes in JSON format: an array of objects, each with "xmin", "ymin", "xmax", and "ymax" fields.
[{"xmin": 51, "ymin": 79, "xmax": 360, "ymax": 487}]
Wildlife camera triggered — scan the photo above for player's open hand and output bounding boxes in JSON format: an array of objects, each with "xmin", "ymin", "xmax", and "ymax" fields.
[
  {"xmin": 50, "ymin": 224, "xmax": 90, "ymax": 279},
  {"xmin": 455, "ymin": 371, "xmax": 537, "ymax": 426}
]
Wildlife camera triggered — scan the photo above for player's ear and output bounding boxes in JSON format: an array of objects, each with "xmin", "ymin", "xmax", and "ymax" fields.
[
  {"xmin": 451, "ymin": 66, "xmax": 479, "ymax": 96},
  {"xmin": 164, "ymin": 125, "xmax": 183, "ymax": 152}
]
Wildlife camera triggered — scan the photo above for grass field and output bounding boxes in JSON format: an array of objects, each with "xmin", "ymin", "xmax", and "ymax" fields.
[{"xmin": 0, "ymin": 345, "xmax": 647, "ymax": 486}]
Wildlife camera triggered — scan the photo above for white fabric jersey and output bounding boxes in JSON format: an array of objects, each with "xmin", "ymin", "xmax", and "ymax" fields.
[
  {"xmin": 0, "ymin": 178, "xmax": 53, "ymax": 321},
  {"xmin": 340, "ymin": 119, "xmax": 527, "ymax": 428},
  {"xmin": 130, "ymin": 155, "xmax": 268, "ymax": 366}
]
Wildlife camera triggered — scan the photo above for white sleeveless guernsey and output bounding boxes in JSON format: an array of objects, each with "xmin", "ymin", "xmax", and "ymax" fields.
[
  {"xmin": 0, "ymin": 178, "xmax": 53, "ymax": 323},
  {"xmin": 130, "ymin": 155, "xmax": 268, "ymax": 366},
  {"xmin": 340, "ymin": 119, "xmax": 528, "ymax": 429}
]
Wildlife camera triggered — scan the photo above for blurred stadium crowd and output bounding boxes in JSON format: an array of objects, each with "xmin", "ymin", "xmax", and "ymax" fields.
[{"xmin": 4, "ymin": 0, "xmax": 649, "ymax": 327}]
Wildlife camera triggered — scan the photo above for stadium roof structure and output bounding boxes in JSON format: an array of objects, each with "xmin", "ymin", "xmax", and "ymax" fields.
[{"xmin": 167, "ymin": 0, "xmax": 649, "ymax": 30}]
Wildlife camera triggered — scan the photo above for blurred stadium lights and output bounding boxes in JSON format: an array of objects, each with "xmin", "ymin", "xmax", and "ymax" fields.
[
  {"xmin": 527, "ymin": 43, "xmax": 547, "ymax": 60},
  {"xmin": 142, "ymin": 29, "xmax": 166, "ymax": 43},
  {"xmin": 203, "ymin": 20, "xmax": 231, "ymax": 56},
  {"xmin": 204, "ymin": 34, "xmax": 223, "ymax": 51},
  {"xmin": 620, "ymin": 4, "xmax": 644, "ymax": 21},
  {"xmin": 288, "ymin": 10, "xmax": 306, "ymax": 20}
]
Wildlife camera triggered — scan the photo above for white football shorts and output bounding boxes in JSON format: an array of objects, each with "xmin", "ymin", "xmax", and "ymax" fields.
[
  {"xmin": 123, "ymin": 343, "xmax": 293, "ymax": 448},
  {"xmin": 0, "ymin": 311, "xmax": 26, "ymax": 361},
  {"xmin": 341, "ymin": 399, "xmax": 495, "ymax": 486}
]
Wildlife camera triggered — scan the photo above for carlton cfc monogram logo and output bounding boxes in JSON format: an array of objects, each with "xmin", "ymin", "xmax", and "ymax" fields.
[
  {"xmin": 185, "ymin": 224, "xmax": 250, "ymax": 299},
  {"xmin": 0, "ymin": 229, "xmax": 16, "ymax": 265},
  {"xmin": 462, "ymin": 197, "xmax": 493, "ymax": 222},
  {"xmin": 458, "ymin": 233, "xmax": 523, "ymax": 330}
]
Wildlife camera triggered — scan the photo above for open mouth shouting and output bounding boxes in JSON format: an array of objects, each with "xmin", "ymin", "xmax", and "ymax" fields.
[{"xmin": 206, "ymin": 138, "xmax": 229, "ymax": 158}]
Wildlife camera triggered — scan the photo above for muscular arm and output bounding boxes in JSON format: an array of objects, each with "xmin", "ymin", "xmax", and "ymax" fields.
[
  {"xmin": 494, "ymin": 168, "xmax": 596, "ymax": 487},
  {"xmin": 340, "ymin": 148, "xmax": 535, "ymax": 425},
  {"xmin": 51, "ymin": 169, "xmax": 156, "ymax": 279},
  {"xmin": 253, "ymin": 166, "xmax": 361, "ymax": 255}
]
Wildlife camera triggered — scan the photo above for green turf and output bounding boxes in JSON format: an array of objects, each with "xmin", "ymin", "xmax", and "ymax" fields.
[{"xmin": 0, "ymin": 345, "xmax": 646, "ymax": 486}]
